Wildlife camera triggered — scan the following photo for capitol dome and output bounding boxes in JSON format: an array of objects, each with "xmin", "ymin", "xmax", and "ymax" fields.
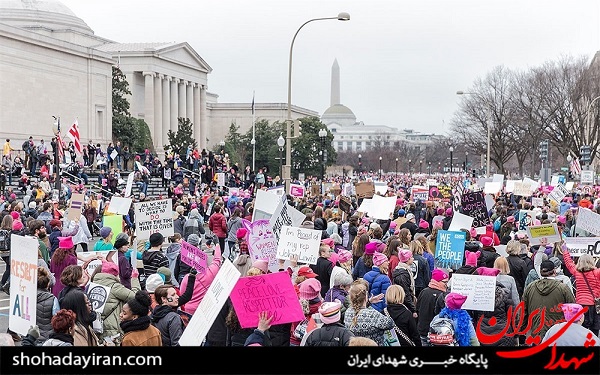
[
  {"xmin": 0, "ymin": 0, "xmax": 94, "ymax": 35},
  {"xmin": 321, "ymin": 103, "xmax": 357, "ymax": 126}
]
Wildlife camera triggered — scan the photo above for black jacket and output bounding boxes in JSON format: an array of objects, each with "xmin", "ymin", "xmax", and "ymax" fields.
[
  {"xmin": 392, "ymin": 267, "xmax": 416, "ymax": 313},
  {"xmin": 416, "ymin": 286, "xmax": 446, "ymax": 337},
  {"xmin": 386, "ymin": 303, "xmax": 421, "ymax": 346},
  {"xmin": 310, "ymin": 257, "xmax": 334, "ymax": 298},
  {"xmin": 304, "ymin": 322, "xmax": 354, "ymax": 346},
  {"xmin": 506, "ymin": 254, "xmax": 528, "ymax": 297}
]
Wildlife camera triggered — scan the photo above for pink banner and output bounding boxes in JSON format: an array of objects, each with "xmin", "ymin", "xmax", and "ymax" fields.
[
  {"xmin": 229, "ymin": 271, "xmax": 305, "ymax": 329},
  {"xmin": 289, "ymin": 184, "xmax": 305, "ymax": 197},
  {"xmin": 180, "ymin": 240, "xmax": 208, "ymax": 275}
]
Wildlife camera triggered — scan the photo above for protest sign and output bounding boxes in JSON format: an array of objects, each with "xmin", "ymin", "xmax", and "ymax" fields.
[
  {"xmin": 461, "ymin": 191, "xmax": 491, "ymax": 228},
  {"xmin": 565, "ymin": 181, "xmax": 574, "ymax": 191},
  {"xmin": 289, "ymin": 183, "xmax": 305, "ymax": 197},
  {"xmin": 78, "ymin": 250, "xmax": 118, "ymax": 275},
  {"xmin": 179, "ymin": 260, "xmax": 241, "ymax": 346},
  {"xmin": 310, "ymin": 184, "xmax": 320, "ymax": 196},
  {"xmin": 513, "ymin": 181, "xmax": 532, "ymax": 196},
  {"xmin": 548, "ymin": 183, "xmax": 569, "ymax": 204},
  {"xmin": 523, "ymin": 177, "xmax": 540, "ymax": 191},
  {"xmin": 575, "ymin": 207, "xmax": 600, "ymax": 236},
  {"xmin": 242, "ymin": 219, "xmax": 281, "ymax": 272},
  {"xmin": 106, "ymin": 196, "xmax": 132, "ymax": 215},
  {"xmin": 563, "ymin": 237, "xmax": 600, "ymax": 257},
  {"xmin": 531, "ymin": 197, "xmax": 544, "ymax": 207},
  {"xmin": 448, "ymin": 212, "xmax": 475, "ymax": 232},
  {"xmin": 216, "ymin": 172, "xmax": 225, "ymax": 186},
  {"xmin": 484, "ymin": 194, "xmax": 495, "ymax": 213},
  {"xmin": 437, "ymin": 185, "xmax": 453, "ymax": 202},
  {"xmin": 492, "ymin": 174, "xmax": 504, "ymax": 184},
  {"xmin": 330, "ymin": 184, "xmax": 342, "ymax": 196},
  {"xmin": 505, "ymin": 180, "xmax": 518, "ymax": 193},
  {"xmin": 484, "ymin": 182, "xmax": 502, "ymax": 195},
  {"xmin": 252, "ymin": 189, "xmax": 280, "ymax": 221},
  {"xmin": 355, "ymin": 182, "xmax": 375, "ymax": 199},
  {"xmin": 356, "ymin": 198, "xmax": 374, "ymax": 215},
  {"xmin": 369, "ymin": 195, "xmax": 397, "ymax": 220},
  {"xmin": 338, "ymin": 196, "xmax": 352, "ymax": 214},
  {"xmin": 229, "ymin": 271, "xmax": 305, "ymax": 329},
  {"xmin": 374, "ymin": 181, "xmax": 388, "ymax": 195},
  {"xmin": 125, "ymin": 171, "xmax": 135, "ymax": 197},
  {"xmin": 102, "ymin": 215, "xmax": 122, "ymax": 244},
  {"xmin": 134, "ymin": 198, "xmax": 174, "ymax": 239},
  {"xmin": 267, "ymin": 185, "xmax": 285, "ymax": 196},
  {"xmin": 452, "ymin": 184, "xmax": 464, "ymax": 212},
  {"xmin": 269, "ymin": 194, "xmax": 306, "ymax": 242},
  {"xmin": 518, "ymin": 210, "xmax": 536, "ymax": 230},
  {"xmin": 526, "ymin": 223, "xmax": 561, "ymax": 245},
  {"xmin": 180, "ymin": 240, "xmax": 208, "ymax": 275},
  {"xmin": 8, "ymin": 235, "xmax": 38, "ymax": 335},
  {"xmin": 67, "ymin": 193, "xmax": 85, "ymax": 221},
  {"xmin": 450, "ymin": 273, "xmax": 496, "ymax": 312},
  {"xmin": 411, "ymin": 185, "xmax": 428, "ymax": 201},
  {"xmin": 86, "ymin": 282, "xmax": 111, "ymax": 313},
  {"xmin": 276, "ymin": 226, "xmax": 321, "ymax": 265},
  {"xmin": 434, "ymin": 230, "xmax": 466, "ymax": 270},
  {"xmin": 110, "ymin": 149, "xmax": 118, "ymax": 160}
]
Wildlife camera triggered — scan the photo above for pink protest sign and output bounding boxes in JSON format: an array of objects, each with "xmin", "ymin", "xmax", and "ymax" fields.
[
  {"xmin": 229, "ymin": 271, "xmax": 304, "ymax": 329},
  {"xmin": 180, "ymin": 240, "xmax": 208, "ymax": 275},
  {"xmin": 289, "ymin": 183, "xmax": 305, "ymax": 197}
]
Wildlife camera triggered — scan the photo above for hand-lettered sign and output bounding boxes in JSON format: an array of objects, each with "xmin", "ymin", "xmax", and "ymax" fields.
[
  {"xmin": 134, "ymin": 198, "xmax": 174, "ymax": 239},
  {"xmin": 180, "ymin": 240, "xmax": 208, "ymax": 275},
  {"xmin": 8, "ymin": 235, "xmax": 38, "ymax": 335},
  {"xmin": 276, "ymin": 225, "xmax": 321, "ymax": 265},
  {"xmin": 354, "ymin": 182, "xmax": 375, "ymax": 199},
  {"xmin": 461, "ymin": 191, "xmax": 490, "ymax": 228},
  {"xmin": 450, "ymin": 273, "xmax": 496, "ymax": 312}
]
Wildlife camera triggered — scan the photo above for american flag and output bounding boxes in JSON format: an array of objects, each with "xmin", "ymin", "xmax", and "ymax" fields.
[
  {"xmin": 67, "ymin": 119, "xmax": 82, "ymax": 155},
  {"xmin": 251, "ymin": 91, "xmax": 255, "ymax": 115},
  {"xmin": 570, "ymin": 156, "xmax": 582, "ymax": 176}
]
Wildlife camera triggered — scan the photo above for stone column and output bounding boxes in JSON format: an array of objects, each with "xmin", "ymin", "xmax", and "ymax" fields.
[
  {"xmin": 179, "ymin": 80, "xmax": 187, "ymax": 119},
  {"xmin": 186, "ymin": 83, "xmax": 194, "ymax": 124},
  {"xmin": 154, "ymin": 74, "xmax": 163, "ymax": 150},
  {"xmin": 193, "ymin": 83, "xmax": 201, "ymax": 147},
  {"xmin": 200, "ymin": 85, "xmax": 208, "ymax": 150},
  {"xmin": 162, "ymin": 76, "xmax": 171, "ymax": 147},
  {"xmin": 170, "ymin": 78, "xmax": 179, "ymax": 133},
  {"xmin": 142, "ymin": 71, "xmax": 155, "ymax": 142}
]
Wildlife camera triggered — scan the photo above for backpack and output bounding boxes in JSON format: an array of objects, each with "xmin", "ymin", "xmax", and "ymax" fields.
[
  {"xmin": 0, "ymin": 229, "xmax": 10, "ymax": 252},
  {"xmin": 493, "ymin": 217, "xmax": 502, "ymax": 232},
  {"xmin": 183, "ymin": 218, "xmax": 200, "ymax": 241},
  {"xmin": 427, "ymin": 316, "xmax": 457, "ymax": 346}
]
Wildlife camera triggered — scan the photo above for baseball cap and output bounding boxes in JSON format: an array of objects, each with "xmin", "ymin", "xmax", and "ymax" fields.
[
  {"xmin": 298, "ymin": 266, "xmax": 318, "ymax": 278},
  {"xmin": 406, "ymin": 213, "xmax": 415, "ymax": 220}
]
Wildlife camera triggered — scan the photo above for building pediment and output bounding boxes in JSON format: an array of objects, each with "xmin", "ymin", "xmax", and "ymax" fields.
[{"xmin": 156, "ymin": 42, "xmax": 212, "ymax": 74}]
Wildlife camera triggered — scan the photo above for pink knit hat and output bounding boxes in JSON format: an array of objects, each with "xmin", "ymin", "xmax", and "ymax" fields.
[
  {"xmin": 10, "ymin": 211, "xmax": 19, "ymax": 220},
  {"xmin": 12, "ymin": 220, "xmax": 23, "ymax": 231},
  {"xmin": 101, "ymin": 261, "xmax": 119, "ymax": 276},
  {"xmin": 337, "ymin": 249, "xmax": 352, "ymax": 264},
  {"xmin": 399, "ymin": 249, "xmax": 413, "ymax": 263},
  {"xmin": 445, "ymin": 292, "xmax": 468, "ymax": 310},
  {"xmin": 465, "ymin": 251, "xmax": 480, "ymax": 266},
  {"xmin": 329, "ymin": 252, "xmax": 339, "ymax": 265},
  {"xmin": 319, "ymin": 301, "xmax": 342, "ymax": 324},
  {"xmin": 561, "ymin": 303, "xmax": 584, "ymax": 322},
  {"xmin": 476, "ymin": 267, "xmax": 500, "ymax": 277},
  {"xmin": 419, "ymin": 219, "xmax": 429, "ymax": 229},
  {"xmin": 373, "ymin": 252, "xmax": 388, "ymax": 267},
  {"xmin": 431, "ymin": 268, "xmax": 449, "ymax": 282},
  {"xmin": 251, "ymin": 259, "xmax": 269, "ymax": 274},
  {"xmin": 480, "ymin": 236, "xmax": 493, "ymax": 247},
  {"xmin": 389, "ymin": 221, "xmax": 397, "ymax": 229},
  {"xmin": 321, "ymin": 238, "xmax": 335, "ymax": 248},
  {"xmin": 364, "ymin": 242, "xmax": 377, "ymax": 255},
  {"xmin": 299, "ymin": 278, "xmax": 321, "ymax": 300},
  {"xmin": 557, "ymin": 215, "xmax": 566, "ymax": 224}
]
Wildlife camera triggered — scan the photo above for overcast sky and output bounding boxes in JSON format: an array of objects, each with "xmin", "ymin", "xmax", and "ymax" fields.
[{"xmin": 61, "ymin": 0, "xmax": 600, "ymax": 135}]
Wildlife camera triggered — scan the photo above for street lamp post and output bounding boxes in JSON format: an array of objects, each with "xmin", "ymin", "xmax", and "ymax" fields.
[
  {"xmin": 358, "ymin": 154, "xmax": 362, "ymax": 175},
  {"xmin": 319, "ymin": 128, "xmax": 327, "ymax": 193},
  {"xmin": 457, "ymin": 90, "xmax": 491, "ymax": 177},
  {"xmin": 449, "ymin": 146, "xmax": 454, "ymax": 174},
  {"xmin": 379, "ymin": 156, "xmax": 382, "ymax": 180},
  {"xmin": 285, "ymin": 12, "xmax": 350, "ymax": 193},
  {"xmin": 395, "ymin": 158, "xmax": 398, "ymax": 178},
  {"xmin": 277, "ymin": 134, "xmax": 285, "ymax": 181},
  {"xmin": 428, "ymin": 161, "xmax": 431, "ymax": 175},
  {"xmin": 419, "ymin": 160, "xmax": 423, "ymax": 174},
  {"xmin": 465, "ymin": 151, "xmax": 468, "ymax": 173}
]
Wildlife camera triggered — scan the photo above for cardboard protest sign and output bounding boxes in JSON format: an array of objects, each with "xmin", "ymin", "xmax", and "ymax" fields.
[
  {"xmin": 134, "ymin": 198, "xmax": 174, "ymax": 239},
  {"xmin": 269, "ymin": 194, "xmax": 306, "ymax": 242},
  {"xmin": 106, "ymin": 196, "xmax": 132, "ymax": 215},
  {"xmin": 67, "ymin": 193, "xmax": 85, "ymax": 221},
  {"xmin": 179, "ymin": 260, "xmax": 241, "ymax": 346},
  {"xmin": 354, "ymin": 182, "xmax": 375, "ymax": 199},
  {"xmin": 461, "ymin": 191, "xmax": 491, "ymax": 228},
  {"xmin": 276, "ymin": 225, "xmax": 321, "ymax": 265},
  {"xmin": 289, "ymin": 183, "xmax": 305, "ymax": 197},
  {"xmin": 242, "ymin": 219, "xmax": 280, "ymax": 272},
  {"xmin": 575, "ymin": 207, "xmax": 600, "ymax": 236},
  {"xmin": 448, "ymin": 212, "xmax": 474, "ymax": 232},
  {"xmin": 525, "ymin": 223, "xmax": 561, "ymax": 245},
  {"xmin": 180, "ymin": 240, "xmax": 208, "ymax": 275},
  {"xmin": 450, "ymin": 273, "xmax": 496, "ymax": 312},
  {"xmin": 434, "ymin": 230, "xmax": 466, "ymax": 270},
  {"xmin": 102, "ymin": 215, "xmax": 123, "ymax": 244},
  {"xmin": 338, "ymin": 196, "xmax": 352, "ymax": 214},
  {"xmin": 8, "ymin": 235, "xmax": 38, "ymax": 335},
  {"xmin": 310, "ymin": 184, "xmax": 320, "ymax": 196},
  {"xmin": 229, "ymin": 271, "xmax": 305, "ymax": 329},
  {"xmin": 87, "ymin": 282, "xmax": 111, "ymax": 313},
  {"xmin": 513, "ymin": 181, "xmax": 532, "ymax": 196}
]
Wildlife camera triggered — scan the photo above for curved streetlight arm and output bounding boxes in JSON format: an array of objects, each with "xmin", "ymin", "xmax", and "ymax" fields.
[{"xmin": 586, "ymin": 95, "xmax": 600, "ymax": 146}]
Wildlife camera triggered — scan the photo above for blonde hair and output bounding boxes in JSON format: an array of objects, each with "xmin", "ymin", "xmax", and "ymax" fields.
[
  {"xmin": 493, "ymin": 256, "xmax": 510, "ymax": 275},
  {"xmin": 349, "ymin": 282, "xmax": 368, "ymax": 327},
  {"xmin": 348, "ymin": 336, "xmax": 377, "ymax": 346},
  {"xmin": 409, "ymin": 240, "xmax": 423, "ymax": 255},
  {"xmin": 385, "ymin": 284, "xmax": 405, "ymax": 305},
  {"xmin": 246, "ymin": 267, "xmax": 264, "ymax": 276},
  {"xmin": 576, "ymin": 254, "xmax": 596, "ymax": 272},
  {"xmin": 506, "ymin": 240, "xmax": 521, "ymax": 256}
]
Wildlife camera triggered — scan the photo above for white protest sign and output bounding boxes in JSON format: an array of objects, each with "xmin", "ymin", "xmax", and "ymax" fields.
[
  {"xmin": 484, "ymin": 182, "xmax": 502, "ymax": 195},
  {"xmin": 564, "ymin": 237, "xmax": 600, "ymax": 257},
  {"xmin": 505, "ymin": 180, "xmax": 518, "ymax": 193},
  {"xmin": 106, "ymin": 196, "xmax": 133, "ymax": 215},
  {"xmin": 485, "ymin": 194, "xmax": 495, "ymax": 213},
  {"xmin": 357, "ymin": 198, "xmax": 374, "ymax": 214},
  {"xmin": 86, "ymin": 282, "xmax": 111, "ymax": 313},
  {"xmin": 78, "ymin": 250, "xmax": 118, "ymax": 275},
  {"xmin": 216, "ymin": 173, "xmax": 225, "ymax": 186},
  {"xmin": 374, "ymin": 182, "xmax": 388, "ymax": 195},
  {"xmin": 575, "ymin": 207, "xmax": 600, "ymax": 236},
  {"xmin": 492, "ymin": 174, "xmax": 504, "ymax": 184},
  {"xmin": 268, "ymin": 186, "xmax": 285, "ymax": 196},
  {"xmin": 565, "ymin": 181, "xmax": 574, "ymax": 191},
  {"xmin": 523, "ymin": 177, "xmax": 540, "ymax": 192},
  {"xmin": 525, "ymin": 223, "xmax": 561, "ymax": 246},
  {"xmin": 110, "ymin": 149, "xmax": 118, "ymax": 160},
  {"xmin": 125, "ymin": 172, "xmax": 135, "ymax": 197},
  {"xmin": 179, "ymin": 260, "xmax": 241, "ymax": 346},
  {"xmin": 550, "ymin": 175, "xmax": 560, "ymax": 187},
  {"xmin": 531, "ymin": 197, "xmax": 544, "ymax": 207},
  {"xmin": 276, "ymin": 226, "xmax": 321, "ymax": 265},
  {"xmin": 67, "ymin": 193, "xmax": 85, "ymax": 221},
  {"xmin": 513, "ymin": 181, "xmax": 532, "ymax": 196},
  {"xmin": 448, "ymin": 212, "xmax": 475, "ymax": 232},
  {"xmin": 494, "ymin": 245, "xmax": 508, "ymax": 257},
  {"xmin": 252, "ymin": 189, "xmax": 281, "ymax": 221},
  {"xmin": 134, "ymin": 198, "xmax": 174, "ymax": 239},
  {"xmin": 581, "ymin": 170, "xmax": 594, "ymax": 184},
  {"xmin": 269, "ymin": 194, "xmax": 306, "ymax": 242},
  {"xmin": 450, "ymin": 273, "xmax": 496, "ymax": 312},
  {"xmin": 369, "ymin": 195, "xmax": 397, "ymax": 220},
  {"xmin": 8, "ymin": 235, "xmax": 38, "ymax": 335},
  {"xmin": 548, "ymin": 183, "xmax": 569, "ymax": 204}
]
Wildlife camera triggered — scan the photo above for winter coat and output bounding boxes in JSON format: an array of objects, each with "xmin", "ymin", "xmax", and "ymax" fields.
[
  {"xmin": 36, "ymin": 289, "xmax": 57, "ymax": 344},
  {"xmin": 208, "ymin": 212, "xmax": 227, "ymax": 238},
  {"xmin": 563, "ymin": 250, "xmax": 600, "ymax": 306},
  {"xmin": 352, "ymin": 256, "xmax": 370, "ymax": 280},
  {"xmin": 173, "ymin": 215, "xmax": 186, "ymax": 237},
  {"xmin": 179, "ymin": 246, "xmax": 222, "ymax": 315},
  {"xmin": 142, "ymin": 249, "xmax": 169, "ymax": 276},
  {"xmin": 507, "ymin": 254, "xmax": 528, "ymax": 297},
  {"xmin": 363, "ymin": 268, "xmax": 391, "ymax": 312},
  {"xmin": 496, "ymin": 274, "xmax": 520, "ymax": 306},
  {"xmin": 310, "ymin": 257, "xmax": 334, "ymax": 297},
  {"xmin": 165, "ymin": 243, "xmax": 181, "ymax": 287},
  {"xmin": 226, "ymin": 216, "xmax": 244, "ymax": 243},
  {"xmin": 151, "ymin": 305, "xmax": 184, "ymax": 346},
  {"xmin": 412, "ymin": 254, "xmax": 431, "ymax": 292},
  {"xmin": 523, "ymin": 277, "xmax": 575, "ymax": 339},
  {"xmin": 344, "ymin": 305, "xmax": 395, "ymax": 346},
  {"xmin": 174, "ymin": 253, "xmax": 193, "ymax": 285},
  {"xmin": 93, "ymin": 273, "xmax": 141, "ymax": 339},
  {"xmin": 479, "ymin": 246, "xmax": 500, "ymax": 268},
  {"xmin": 117, "ymin": 250, "xmax": 134, "ymax": 290},
  {"xmin": 386, "ymin": 303, "xmax": 421, "ymax": 346},
  {"xmin": 233, "ymin": 253, "xmax": 252, "ymax": 278},
  {"xmin": 304, "ymin": 322, "xmax": 354, "ymax": 346},
  {"xmin": 416, "ymin": 285, "xmax": 446, "ymax": 337},
  {"xmin": 392, "ymin": 265, "xmax": 416, "ymax": 313},
  {"xmin": 474, "ymin": 282, "xmax": 517, "ymax": 346}
]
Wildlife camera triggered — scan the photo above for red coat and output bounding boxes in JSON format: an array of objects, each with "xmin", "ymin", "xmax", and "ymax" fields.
[
  {"xmin": 208, "ymin": 212, "xmax": 227, "ymax": 238},
  {"xmin": 563, "ymin": 250, "xmax": 600, "ymax": 306}
]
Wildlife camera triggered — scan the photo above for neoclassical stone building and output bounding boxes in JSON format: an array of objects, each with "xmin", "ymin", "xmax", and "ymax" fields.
[{"xmin": 0, "ymin": 0, "xmax": 315, "ymax": 155}]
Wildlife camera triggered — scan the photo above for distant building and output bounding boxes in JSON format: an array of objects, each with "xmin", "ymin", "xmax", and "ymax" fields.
[{"xmin": 320, "ymin": 59, "xmax": 434, "ymax": 153}]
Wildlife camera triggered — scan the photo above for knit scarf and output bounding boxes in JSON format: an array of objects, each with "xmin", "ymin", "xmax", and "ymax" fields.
[
  {"xmin": 120, "ymin": 315, "xmax": 151, "ymax": 334},
  {"xmin": 48, "ymin": 332, "xmax": 74, "ymax": 345},
  {"xmin": 428, "ymin": 279, "xmax": 447, "ymax": 292}
]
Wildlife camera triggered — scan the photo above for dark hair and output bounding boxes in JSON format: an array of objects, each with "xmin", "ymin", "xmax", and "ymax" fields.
[
  {"xmin": 51, "ymin": 309, "xmax": 76, "ymax": 334},
  {"xmin": 37, "ymin": 267, "xmax": 52, "ymax": 290},
  {"xmin": 126, "ymin": 290, "xmax": 152, "ymax": 316},
  {"xmin": 60, "ymin": 265, "xmax": 83, "ymax": 288},
  {"xmin": 60, "ymin": 290, "xmax": 96, "ymax": 347},
  {"xmin": 153, "ymin": 285, "xmax": 172, "ymax": 305}
]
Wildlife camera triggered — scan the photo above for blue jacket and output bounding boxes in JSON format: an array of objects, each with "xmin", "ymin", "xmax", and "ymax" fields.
[
  {"xmin": 363, "ymin": 267, "xmax": 391, "ymax": 313},
  {"xmin": 352, "ymin": 257, "xmax": 370, "ymax": 280}
]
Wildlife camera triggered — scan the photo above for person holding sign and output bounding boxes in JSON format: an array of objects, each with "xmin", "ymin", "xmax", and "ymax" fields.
[{"xmin": 151, "ymin": 285, "xmax": 185, "ymax": 346}]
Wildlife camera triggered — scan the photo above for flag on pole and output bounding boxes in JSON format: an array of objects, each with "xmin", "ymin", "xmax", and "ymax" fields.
[
  {"xmin": 251, "ymin": 91, "xmax": 255, "ymax": 115},
  {"xmin": 54, "ymin": 117, "xmax": 64, "ymax": 161},
  {"xmin": 67, "ymin": 119, "xmax": 82, "ymax": 155},
  {"xmin": 570, "ymin": 156, "xmax": 582, "ymax": 176}
]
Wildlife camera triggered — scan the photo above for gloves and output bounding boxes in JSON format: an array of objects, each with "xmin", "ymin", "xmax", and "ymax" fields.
[{"xmin": 28, "ymin": 325, "xmax": 40, "ymax": 340}]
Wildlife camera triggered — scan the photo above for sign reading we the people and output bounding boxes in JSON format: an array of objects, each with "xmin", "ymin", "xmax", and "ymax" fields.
[
  {"xmin": 8, "ymin": 235, "xmax": 38, "ymax": 336},
  {"xmin": 434, "ymin": 230, "xmax": 466, "ymax": 270},
  {"xmin": 229, "ymin": 271, "xmax": 305, "ymax": 329},
  {"xmin": 276, "ymin": 225, "xmax": 321, "ymax": 265},
  {"xmin": 134, "ymin": 198, "xmax": 174, "ymax": 239}
]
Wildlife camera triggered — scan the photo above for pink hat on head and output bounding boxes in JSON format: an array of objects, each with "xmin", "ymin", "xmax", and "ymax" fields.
[
  {"xmin": 561, "ymin": 303, "xmax": 584, "ymax": 322},
  {"xmin": 58, "ymin": 236, "xmax": 74, "ymax": 250},
  {"xmin": 251, "ymin": 259, "xmax": 269, "ymax": 274},
  {"xmin": 299, "ymin": 278, "xmax": 321, "ymax": 300},
  {"xmin": 506, "ymin": 216, "xmax": 515, "ymax": 223},
  {"xmin": 322, "ymin": 238, "xmax": 334, "ymax": 248},
  {"xmin": 419, "ymin": 220, "xmax": 429, "ymax": 229},
  {"xmin": 476, "ymin": 267, "xmax": 500, "ymax": 277},
  {"xmin": 12, "ymin": 220, "xmax": 23, "ymax": 231},
  {"xmin": 445, "ymin": 208, "xmax": 453, "ymax": 216},
  {"xmin": 433, "ymin": 220, "xmax": 444, "ymax": 230},
  {"xmin": 437, "ymin": 208, "xmax": 445, "ymax": 215},
  {"xmin": 431, "ymin": 268, "xmax": 449, "ymax": 282},
  {"xmin": 469, "ymin": 228, "xmax": 477, "ymax": 238},
  {"xmin": 557, "ymin": 215, "xmax": 566, "ymax": 224},
  {"xmin": 533, "ymin": 219, "xmax": 541, "ymax": 226},
  {"xmin": 373, "ymin": 252, "xmax": 388, "ymax": 267},
  {"xmin": 389, "ymin": 221, "xmax": 397, "ymax": 229},
  {"xmin": 399, "ymin": 249, "xmax": 413, "ymax": 263},
  {"xmin": 328, "ymin": 252, "xmax": 339, "ymax": 265},
  {"xmin": 337, "ymin": 249, "xmax": 352, "ymax": 264},
  {"xmin": 319, "ymin": 301, "xmax": 342, "ymax": 324},
  {"xmin": 480, "ymin": 236, "xmax": 493, "ymax": 247},
  {"xmin": 101, "ymin": 261, "xmax": 119, "ymax": 276},
  {"xmin": 364, "ymin": 242, "xmax": 377, "ymax": 255},
  {"xmin": 445, "ymin": 292, "xmax": 468, "ymax": 310},
  {"xmin": 465, "ymin": 251, "xmax": 480, "ymax": 266},
  {"xmin": 10, "ymin": 211, "xmax": 19, "ymax": 220}
]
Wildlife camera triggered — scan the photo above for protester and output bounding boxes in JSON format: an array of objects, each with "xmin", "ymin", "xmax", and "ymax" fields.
[
  {"xmin": 60, "ymin": 290, "xmax": 99, "ymax": 346},
  {"xmin": 120, "ymin": 291, "xmax": 162, "ymax": 346},
  {"xmin": 417, "ymin": 268, "xmax": 449, "ymax": 346},
  {"xmin": 385, "ymin": 284, "xmax": 421, "ymax": 346},
  {"xmin": 41, "ymin": 309, "xmax": 77, "ymax": 347},
  {"xmin": 541, "ymin": 303, "xmax": 600, "ymax": 346},
  {"xmin": 303, "ymin": 301, "xmax": 354, "ymax": 346},
  {"xmin": 50, "ymin": 237, "xmax": 78, "ymax": 297},
  {"xmin": 429, "ymin": 292, "xmax": 479, "ymax": 346},
  {"xmin": 562, "ymin": 251, "xmax": 600, "ymax": 336},
  {"xmin": 151, "ymin": 285, "xmax": 185, "ymax": 346},
  {"xmin": 344, "ymin": 282, "xmax": 394, "ymax": 346}
]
